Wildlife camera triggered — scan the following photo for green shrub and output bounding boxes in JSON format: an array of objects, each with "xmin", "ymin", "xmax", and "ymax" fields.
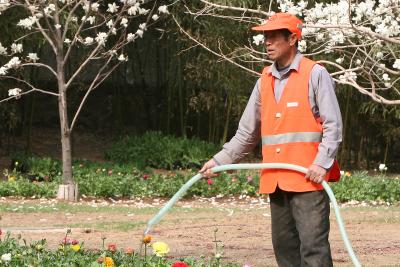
[
  {"xmin": 105, "ymin": 131, "xmax": 219, "ymax": 170},
  {"xmin": 331, "ymin": 171, "xmax": 400, "ymax": 203},
  {"xmin": 1, "ymin": 159, "xmax": 400, "ymax": 204}
]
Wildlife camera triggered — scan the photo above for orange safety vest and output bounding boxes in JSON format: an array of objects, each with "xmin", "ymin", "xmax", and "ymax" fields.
[{"xmin": 260, "ymin": 57, "xmax": 340, "ymax": 194}]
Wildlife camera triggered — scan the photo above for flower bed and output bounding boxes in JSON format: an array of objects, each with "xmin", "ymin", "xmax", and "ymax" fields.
[{"xmin": 0, "ymin": 230, "xmax": 244, "ymax": 267}]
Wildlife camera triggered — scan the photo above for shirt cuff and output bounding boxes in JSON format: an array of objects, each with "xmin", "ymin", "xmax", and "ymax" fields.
[
  {"xmin": 313, "ymin": 153, "xmax": 335, "ymax": 170},
  {"xmin": 213, "ymin": 150, "xmax": 234, "ymax": 166}
]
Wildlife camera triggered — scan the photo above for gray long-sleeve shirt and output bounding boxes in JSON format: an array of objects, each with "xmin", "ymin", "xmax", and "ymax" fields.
[{"xmin": 213, "ymin": 53, "xmax": 343, "ymax": 169}]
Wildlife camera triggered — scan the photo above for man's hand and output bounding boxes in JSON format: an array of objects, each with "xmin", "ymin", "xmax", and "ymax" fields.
[
  {"xmin": 199, "ymin": 159, "xmax": 219, "ymax": 178},
  {"xmin": 305, "ymin": 164, "xmax": 327, "ymax": 184}
]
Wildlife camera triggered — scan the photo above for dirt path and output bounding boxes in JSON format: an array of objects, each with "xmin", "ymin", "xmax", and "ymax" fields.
[{"xmin": 1, "ymin": 197, "xmax": 400, "ymax": 267}]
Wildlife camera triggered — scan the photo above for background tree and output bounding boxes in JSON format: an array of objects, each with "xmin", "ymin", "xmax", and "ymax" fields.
[
  {"xmin": 177, "ymin": 0, "xmax": 400, "ymax": 104},
  {"xmin": 0, "ymin": 0, "xmax": 171, "ymax": 200}
]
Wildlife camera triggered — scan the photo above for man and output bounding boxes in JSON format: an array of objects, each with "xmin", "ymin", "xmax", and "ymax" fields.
[{"xmin": 200, "ymin": 13, "xmax": 342, "ymax": 267}]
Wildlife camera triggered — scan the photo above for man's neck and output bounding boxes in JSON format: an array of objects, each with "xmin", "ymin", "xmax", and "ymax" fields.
[{"xmin": 276, "ymin": 49, "xmax": 298, "ymax": 69}]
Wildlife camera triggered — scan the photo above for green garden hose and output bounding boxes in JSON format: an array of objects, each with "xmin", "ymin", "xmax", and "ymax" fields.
[{"xmin": 143, "ymin": 163, "xmax": 362, "ymax": 267}]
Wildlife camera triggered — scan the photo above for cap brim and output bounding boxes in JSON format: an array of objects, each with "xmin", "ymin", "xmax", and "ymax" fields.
[{"xmin": 252, "ymin": 24, "xmax": 288, "ymax": 32}]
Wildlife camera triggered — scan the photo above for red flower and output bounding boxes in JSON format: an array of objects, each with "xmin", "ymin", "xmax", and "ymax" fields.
[
  {"xmin": 172, "ymin": 262, "xmax": 190, "ymax": 267},
  {"xmin": 207, "ymin": 179, "xmax": 214, "ymax": 185},
  {"xmin": 71, "ymin": 239, "xmax": 79, "ymax": 245},
  {"xmin": 0, "ymin": 229, "xmax": 2, "ymax": 236},
  {"xmin": 142, "ymin": 174, "xmax": 150, "ymax": 180},
  {"xmin": 108, "ymin": 243, "xmax": 117, "ymax": 252},
  {"xmin": 124, "ymin": 247, "xmax": 134, "ymax": 254}
]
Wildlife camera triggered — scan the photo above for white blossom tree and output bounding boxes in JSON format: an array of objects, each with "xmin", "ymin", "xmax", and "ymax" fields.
[
  {"xmin": 0, "ymin": 0, "xmax": 171, "ymax": 200},
  {"xmin": 178, "ymin": 0, "xmax": 400, "ymax": 105}
]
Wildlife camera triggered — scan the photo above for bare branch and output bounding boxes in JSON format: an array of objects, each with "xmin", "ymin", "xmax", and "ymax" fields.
[{"xmin": 173, "ymin": 15, "xmax": 260, "ymax": 76}]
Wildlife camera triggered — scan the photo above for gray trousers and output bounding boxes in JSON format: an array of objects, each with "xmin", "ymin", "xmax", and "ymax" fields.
[{"xmin": 269, "ymin": 188, "xmax": 333, "ymax": 267}]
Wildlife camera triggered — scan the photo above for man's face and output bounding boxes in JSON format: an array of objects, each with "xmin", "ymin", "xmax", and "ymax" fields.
[{"xmin": 264, "ymin": 30, "xmax": 297, "ymax": 62}]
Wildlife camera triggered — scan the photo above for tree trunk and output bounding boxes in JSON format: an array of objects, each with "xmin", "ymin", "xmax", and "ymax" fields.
[
  {"xmin": 221, "ymin": 97, "xmax": 232, "ymax": 145},
  {"xmin": 56, "ymin": 50, "xmax": 77, "ymax": 201}
]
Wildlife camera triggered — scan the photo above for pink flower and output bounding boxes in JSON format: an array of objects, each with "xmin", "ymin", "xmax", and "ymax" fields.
[
  {"xmin": 247, "ymin": 176, "xmax": 253, "ymax": 182},
  {"xmin": 108, "ymin": 243, "xmax": 117, "ymax": 252},
  {"xmin": 231, "ymin": 177, "xmax": 237, "ymax": 183},
  {"xmin": 243, "ymin": 265, "xmax": 253, "ymax": 267},
  {"xmin": 71, "ymin": 239, "xmax": 79, "ymax": 245},
  {"xmin": 207, "ymin": 179, "xmax": 214, "ymax": 185},
  {"xmin": 108, "ymin": 170, "xmax": 113, "ymax": 175}
]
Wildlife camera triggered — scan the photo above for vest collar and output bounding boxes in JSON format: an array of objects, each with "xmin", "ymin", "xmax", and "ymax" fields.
[{"xmin": 267, "ymin": 52, "xmax": 304, "ymax": 79}]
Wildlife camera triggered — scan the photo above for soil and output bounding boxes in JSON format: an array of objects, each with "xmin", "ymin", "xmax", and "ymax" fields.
[{"xmin": 1, "ymin": 197, "xmax": 400, "ymax": 267}]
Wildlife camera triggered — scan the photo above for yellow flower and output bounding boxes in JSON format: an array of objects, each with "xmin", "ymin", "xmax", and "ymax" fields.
[
  {"xmin": 8, "ymin": 175, "xmax": 15, "ymax": 182},
  {"xmin": 152, "ymin": 241, "xmax": 170, "ymax": 257},
  {"xmin": 345, "ymin": 171, "xmax": 351, "ymax": 177},
  {"xmin": 104, "ymin": 257, "xmax": 114, "ymax": 267},
  {"xmin": 71, "ymin": 244, "xmax": 81, "ymax": 251}
]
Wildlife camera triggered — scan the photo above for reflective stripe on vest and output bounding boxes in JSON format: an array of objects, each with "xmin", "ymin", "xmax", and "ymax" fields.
[{"xmin": 262, "ymin": 132, "xmax": 322, "ymax": 146}]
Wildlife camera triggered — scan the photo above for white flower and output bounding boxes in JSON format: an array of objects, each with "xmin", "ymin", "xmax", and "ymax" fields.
[
  {"xmin": 339, "ymin": 71, "xmax": 357, "ymax": 82},
  {"xmin": 127, "ymin": 4, "xmax": 139, "ymax": 15},
  {"xmin": 106, "ymin": 19, "xmax": 114, "ymax": 28},
  {"xmin": 158, "ymin": 5, "xmax": 169, "ymax": 14},
  {"xmin": 125, "ymin": 0, "xmax": 137, "ymax": 5},
  {"xmin": 118, "ymin": 54, "xmax": 128, "ymax": 61},
  {"xmin": 107, "ymin": 3, "xmax": 119, "ymax": 13},
  {"xmin": 152, "ymin": 14, "xmax": 159, "ymax": 21},
  {"xmin": 252, "ymin": 34, "xmax": 264, "ymax": 46},
  {"xmin": 55, "ymin": 24, "xmax": 61, "ymax": 29},
  {"xmin": 127, "ymin": 33, "xmax": 135, "ymax": 42},
  {"xmin": 340, "ymin": 170, "xmax": 345, "ymax": 175},
  {"xmin": 64, "ymin": 38, "xmax": 71, "ymax": 44},
  {"xmin": 71, "ymin": 16, "xmax": 78, "ymax": 22},
  {"xmin": 1, "ymin": 253, "xmax": 11, "ymax": 263},
  {"xmin": 120, "ymin": 18, "xmax": 128, "ymax": 27},
  {"xmin": 0, "ymin": 42, "xmax": 7, "ymax": 55},
  {"xmin": 44, "ymin": 4, "xmax": 56, "ymax": 15},
  {"xmin": 376, "ymin": 51, "xmax": 384, "ymax": 58},
  {"xmin": 95, "ymin": 32, "xmax": 108, "ymax": 45},
  {"xmin": 335, "ymin": 57, "xmax": 344, "ymax": 64},
  {"xmin": 393, "ymin": 59, "xmax": 400, "ymax": 69},
  {"xmin": 6, "ymin": 57, "xmax": 21, "ymax": 68},
  {"xmin": 356, "ymin": 59, "xmax": 362, "ymax": 65},
  {"xmin": 84, "ymin": 37, "xmax": 94, "ymax": 45},
  {"xmin": 8, "ymin": 88, "xmax": 22, "ymax": 97},
  {"xmin": 86, "ymin": 16, "xmax": 95, "ymax": 25},
  {"xmin": 378, "ymin": 163, "xmax": 387, "ymax": 171},
  {"xmin": 17, "ymin": 16, "xmax": 37, "ymax": 30},
  {"xmin": 91, "ymin": 3, "xmax": 99, "ymax": 11},
  {"xmin": 384, "ymin": 82, "xmax": 391, "ymax": 88},
  {"xmin": 139, "ymin": 23, "xmax": 146, "ymax": 30},
  {"xmin": 0, "ymin": 66, "xmax": 8, "ymax": 75},
  {"xmin": 382, "ymin": 73, "xmax": 390, "ymax": 81},
  {"xmin": 11, "ymin": 43, "xmax": 23, "ymax": 54},
  {"xmin": 27, "ymin": 53, "xmax": 39, "ymax": 62},
  {"xmin": 138, "ymin": 8, "xmax": 149, "ymax": 15},
  {"xmin": 111, "ymin": 27, "xmax": 117, "ymax": 35},
  {"xmin": 136, "ymin": 29, "xmax": 143, "ymax": 38},
  {"xmin": 0, "ymin": 0, "xmax": 10, "ymax": 13},
  {"xmin": 298, "ymin": 40, "xmax": 307, "ymax": 52}
]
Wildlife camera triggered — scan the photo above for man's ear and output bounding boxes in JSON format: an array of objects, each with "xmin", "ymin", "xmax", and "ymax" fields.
[{"xmin": 290, "ymin": 34, "xmax": 298, "ymax": 46}]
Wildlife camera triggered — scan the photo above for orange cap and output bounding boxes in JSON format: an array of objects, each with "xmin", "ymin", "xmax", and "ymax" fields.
[{"xmin": 252, "ymin": 13, "xmax": 303, "ymax": 39}]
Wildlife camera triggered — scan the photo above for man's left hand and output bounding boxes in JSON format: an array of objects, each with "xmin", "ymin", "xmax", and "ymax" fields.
[{"xmin": 305, "ymin": 164, "xmax": 327, "ymax": 184}]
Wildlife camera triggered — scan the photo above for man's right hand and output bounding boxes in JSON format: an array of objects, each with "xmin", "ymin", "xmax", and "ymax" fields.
[{"xmin": 199, "ymin": 159, "xmax": 219, "ymax": 178}]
